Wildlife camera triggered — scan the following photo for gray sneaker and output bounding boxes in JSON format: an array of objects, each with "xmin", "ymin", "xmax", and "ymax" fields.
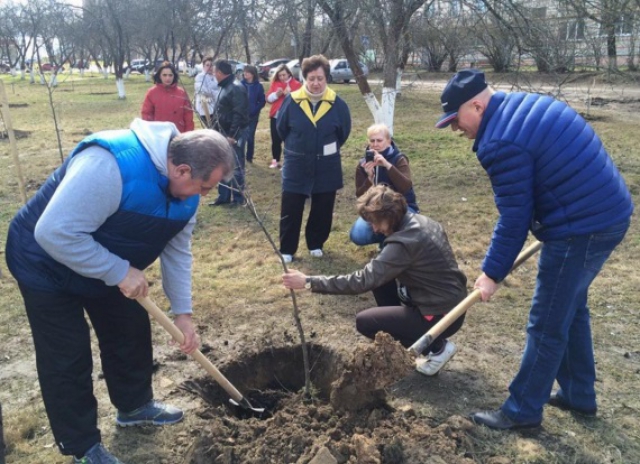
[
  {"xmin": 116, "ymin": 400, "xmax": 183, "ymax": 427},
  {"xmin": 72, "ymin": 443, "xmax": 125, "ymax": 463}
]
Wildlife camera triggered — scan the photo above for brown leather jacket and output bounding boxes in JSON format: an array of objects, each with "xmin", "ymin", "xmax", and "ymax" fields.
[{"xmin": 310, "ymin": 213, "xmax": 467, "ymax": 316}]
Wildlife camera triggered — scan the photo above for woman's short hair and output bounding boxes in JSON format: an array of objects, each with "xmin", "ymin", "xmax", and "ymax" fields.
[
  {"xmin": 367, "ymin": 123, "xmax": 391, "ymax": 140},
  {"xmin": 357, "ymin": 185, "xmax": 407, "ymax": 232},
  {"xmin": 153, "ymin": 61, "xmax": 178, "ymax": 85},
  {"xmin": 271, "ymin": 64, "xmax": 292, "ymax": 83},
  {"xmin": 243, "ymin": 65, "xmax": 259, "ymax": 82},
  {"xmin": 301, "ymin": 55, "xmax": 330, "ymax": 80},
  {"xmin": 202, "ymin": 56, "xmax": 213, "ymax": 65}
]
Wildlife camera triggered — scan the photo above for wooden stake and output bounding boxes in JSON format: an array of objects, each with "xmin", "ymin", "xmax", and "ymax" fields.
[
  {"xmin": 0, "ymin": 80, "xmax": 27, "ymax": 204},
  {"xmin": 0, "ymin": 401, "xmax": 5, "ymax": 464}
]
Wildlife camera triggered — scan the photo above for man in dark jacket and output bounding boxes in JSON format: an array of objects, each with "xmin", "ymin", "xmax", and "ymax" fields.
[
  {"xmin": 210, "ymin": 59, "xmax": 249, "ymax": 206},
  {"xmin": 436, "ymin": 69, "xmax": 633, "ymax": 430},
  {"xmin": 5, "ymin": 120, "xmax": 234, "ymax": 463}
]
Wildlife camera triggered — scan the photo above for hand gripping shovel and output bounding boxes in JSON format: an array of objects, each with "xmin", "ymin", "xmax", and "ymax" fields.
[
  {"xmin": 136, "ymin": 296, "xmax": 265, "ymax": 416},
  {"xmin": 409, "ymin": 240, "xmax": 543, "ymax": 355}
]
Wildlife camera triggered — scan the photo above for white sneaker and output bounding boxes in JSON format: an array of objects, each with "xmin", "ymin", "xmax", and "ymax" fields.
[
  {"xmin": 416, "ymin": 340, "xmax": 457, "ymax": 376},
  {"xmin": 281, "ymin": 254, "xmax": 293, "ymax": 264},
  {"xmin": 269, "ymin": 160, "xmax": 279, "ymax": 169},
  {"xmin": 309, "ymin": 249, "xmax": 323, "ymax": 258}
]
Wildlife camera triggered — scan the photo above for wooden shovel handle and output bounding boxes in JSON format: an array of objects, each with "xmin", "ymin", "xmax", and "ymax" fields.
[
  {"xmin": 409, "ymin": 240, "xmax": 543, "ymax": 355},
  {"xmin": 136, "ymin": 296, "xmax": 244, "ymax": 403}
]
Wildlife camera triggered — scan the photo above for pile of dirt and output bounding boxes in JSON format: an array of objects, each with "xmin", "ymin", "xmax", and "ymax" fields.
[
  {"xmin": 186, "ymin": 393, "xmax": 476, "ymax": 464},
  {"xmin": 330, "ymin": 332, "xmax": 414, "ymax": 412},
  {"xmin": 184, "ymin": 333, "xmax": 474, "ymax": 463}
]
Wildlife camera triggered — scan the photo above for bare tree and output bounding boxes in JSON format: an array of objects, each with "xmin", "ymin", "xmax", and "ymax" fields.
[
  {"xmin": 318, "ymin": 0, "xmax": 430, "ymax": 133},
  {"xmin": 411, "ymin": 3, "xmax": 473, "ymax": 72},
  {"xmin": 567, "ymin": 0, "xmax": 633, "ymax": 71},
  {"xmin": 475, "ymin": 9, "xmax": 518, "ymax": 72},
  {"xmin": 81, "ymin": 0, "xmax": 134, "ymax": 98}
]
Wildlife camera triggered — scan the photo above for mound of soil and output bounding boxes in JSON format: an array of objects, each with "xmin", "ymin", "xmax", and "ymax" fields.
[
  {"xmin": 330, "ymin": 332, "xmax": 414, "ymax": 412},
  {"xmin": 183, "ymin": 333, "xmax": 473, "ymax": 463},
  {"xmin": 187, "ymin": 396, "xmax": 475, "ymax": 464}
]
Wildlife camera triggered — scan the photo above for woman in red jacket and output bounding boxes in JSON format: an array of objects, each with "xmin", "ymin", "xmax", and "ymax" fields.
[
  {"xmin": 265, "ymin": 64, "xmax": 301, "ymax": 168},
  {"xmin": 141, "ymin": 62, "xmax": 194, "ymax": 133}
]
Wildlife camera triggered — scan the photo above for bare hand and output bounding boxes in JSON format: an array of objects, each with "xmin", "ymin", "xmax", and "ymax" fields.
[
  {"xmin": 474, "ymin": 273, "xmax": 499, "ymax": 302},
  {"xmin": 276, "ymin": 88, "xmax": 284, "ymax": 97},
  {"xmin": 282, "ymin": 269, "xmax": 308, "ymax": 290},
  {"xmin": 171, "ymin": 314, "xmax": 200, "ymax": 354},
  {"xmin": 362, "ymin": 159, "xmax": 375, "ymax": 180},
  {"xmin": 118, "ymin": 267, "xmax": 148, "ymax": 299},
  {"xmin": 372, "ymin": 152, "xmax": 392, "ymax": 170},
  {"xmin": 226, "ymin": 137, "xmax": 237, "ymax": 146}
]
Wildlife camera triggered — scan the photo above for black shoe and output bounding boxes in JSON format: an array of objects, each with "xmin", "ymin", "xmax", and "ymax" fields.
[
  {"xmin": 470, "ymin": 409, "xmax": 541, "ymax": 430},
  {"xmin": 209, "ymin": 198, "xmax": 231, "ymax": 206},
  {"xmin": 548, "ymin": 391, "xmax": 597, "ymax": 417}
]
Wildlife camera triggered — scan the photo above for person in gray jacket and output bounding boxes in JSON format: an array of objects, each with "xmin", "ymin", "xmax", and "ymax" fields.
[
  {"xmin": 283, "ymin": 185, "xmax": 467, "ymax": 376},
  {"xmin": 5, "ymin": 119, "xmax": 234, "ymax": 464}
]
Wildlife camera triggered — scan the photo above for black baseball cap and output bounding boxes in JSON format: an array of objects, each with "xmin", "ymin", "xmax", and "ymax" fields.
[{"xmin": 435, "ymin": 69, "xmax": 488, "ymax": 128}]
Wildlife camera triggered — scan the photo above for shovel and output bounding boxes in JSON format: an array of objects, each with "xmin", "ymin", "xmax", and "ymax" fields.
[
  {"xmin": 409, "ymin": 240, "xmax": 543, "ymax": 355},
  {"xmin": 136, "ymin": 296, "xmax": 265, "ymax": 416}
]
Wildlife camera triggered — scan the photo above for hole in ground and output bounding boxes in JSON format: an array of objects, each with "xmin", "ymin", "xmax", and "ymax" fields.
[{"xmin": 181, "ymin": 343, "xmax": 343, "ymax": 418}]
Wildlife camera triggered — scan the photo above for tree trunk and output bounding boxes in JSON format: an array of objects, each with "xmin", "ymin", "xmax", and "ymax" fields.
[
  {"xmin": 607, "ymin": 29, "xmax": 617, "ymax": 70},
  {"xmin": 116, "ymin": 78, "xmax": 126, "ymax": 99},
  {"xmin": 0, "ymin": 402, "xmax": 5, "ymax": 464}
]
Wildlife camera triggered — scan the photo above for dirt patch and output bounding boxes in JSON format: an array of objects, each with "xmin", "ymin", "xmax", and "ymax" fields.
[
  {"xmin": 186, "ymin": 397, "xmax": 476, "ymax": 464},
  {"xmin": 176, "ymin": 333, "xmax": 475, "ymax": 463}
]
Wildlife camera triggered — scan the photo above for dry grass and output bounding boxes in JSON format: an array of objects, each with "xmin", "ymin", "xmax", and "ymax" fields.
[{"xmin": 1, "ymin": 71, "xmax": 639, "ymax": 463}]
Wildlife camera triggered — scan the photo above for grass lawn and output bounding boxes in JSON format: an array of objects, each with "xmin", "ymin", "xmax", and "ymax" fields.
[{"xmin": 1, "ymin": 70, "xmax": 639, "ymax": 464}]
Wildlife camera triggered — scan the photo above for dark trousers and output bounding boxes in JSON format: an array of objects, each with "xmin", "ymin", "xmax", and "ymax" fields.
[
  {"xmin": 356, "ymin": 302, "xmax": 466, "ymax": 355},
  {"xmin": 245, "ymin": 117, "xmax": 259, "ymax": 162},
  {"xmin": 279, "ymin": 190, "xmax": 336, "ymax": 255},
  {"xmin": 19, "ymin": 285, "xmax": 153, "ymax": 456},
  {"xmin": 198, "ymin": 114, "xmax": 212, "ymax": 129},
  {"xmin": 217, "ymin": 127, "xmax": 247, "ymax": 203},
  {"xmin": 270, "ymin": 117, "xmax": 282, "ymax": 162}
]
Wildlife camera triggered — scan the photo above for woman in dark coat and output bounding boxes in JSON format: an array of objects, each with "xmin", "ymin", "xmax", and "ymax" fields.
[
  {"xmin": 276, "ymin": 54, "xmax": 351, "ymax": 263},
  {"xmin": 241, "ymin": 65, "xmax": 266, "ymax": 163}
]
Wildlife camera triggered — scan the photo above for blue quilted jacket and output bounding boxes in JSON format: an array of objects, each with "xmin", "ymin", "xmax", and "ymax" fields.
[
  {"xmin": 6, "ymin": 130, "xmax": 199, "ymax": 295},
  {"xmin": 474, "ymin": 91, "xmax": 633, "ymax": 281}
]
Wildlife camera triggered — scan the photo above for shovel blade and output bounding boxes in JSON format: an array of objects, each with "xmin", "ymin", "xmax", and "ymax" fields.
[{"xmin": 229, "ymin": 397, "xmax": 267, "ymax": 418}]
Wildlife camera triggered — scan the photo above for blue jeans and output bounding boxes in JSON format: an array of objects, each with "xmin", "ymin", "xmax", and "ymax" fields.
[
  {"xmin": 349, "ymin": 207, "xmax": 417, "ymax": 246},
  {"xmin": 245, "ymin": 117, "xmax": 259, "ymax": 163},
  {"xmin": 217, "ymin": 127, "xmax": 247, "ymax": 203},
  {"xmin": 502, "ymin": 220, "xmax": 629, "ymax": 423}
]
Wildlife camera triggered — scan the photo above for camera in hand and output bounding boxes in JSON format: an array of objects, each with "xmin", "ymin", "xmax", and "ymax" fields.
[{"xmin": 365, "ymin": 150, "xmax": 375, "ymax": 162}]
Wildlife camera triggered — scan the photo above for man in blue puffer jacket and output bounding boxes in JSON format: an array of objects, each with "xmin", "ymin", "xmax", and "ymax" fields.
[
  {"xmin": 5, "ymin": 119, "xmax": 234, "ymax": 463},
  {"xmin": 436, "ymin": 69, "xmax": 633, "ymax": 430}
]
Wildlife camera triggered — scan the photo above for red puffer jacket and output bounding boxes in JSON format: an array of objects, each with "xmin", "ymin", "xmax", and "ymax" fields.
[{"xmin": 141, "ymin": 84, "xmax": 194, "ymax": 132}]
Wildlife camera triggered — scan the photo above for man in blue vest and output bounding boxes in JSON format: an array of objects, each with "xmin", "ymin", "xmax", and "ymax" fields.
[
  {"xmin": 5, "ymin": 119, "xmax": 234, "ymax": 463},
  {"xmin": 436, "ymin": 69, "xmax": 633, "ymax": 430}
]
